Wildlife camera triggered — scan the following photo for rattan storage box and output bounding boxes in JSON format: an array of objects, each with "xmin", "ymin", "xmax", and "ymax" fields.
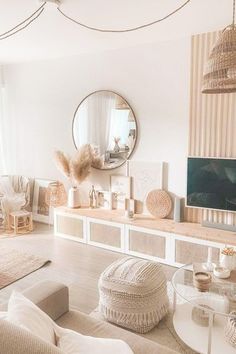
[{"xmin": 98, "ymin": 257, "xmax": 169, "ymax": 333}]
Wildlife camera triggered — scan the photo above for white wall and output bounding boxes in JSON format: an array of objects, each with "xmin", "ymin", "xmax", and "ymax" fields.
[{"xmin": 3, "ymin": 37, "xmax": 190, "ymax": 203}]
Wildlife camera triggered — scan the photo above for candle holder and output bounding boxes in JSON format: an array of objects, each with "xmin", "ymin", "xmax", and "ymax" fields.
[
  {"xmin": 203, "ymin": 246, "xmax": 215, "ymax": 272},
  {"xmin": 193, "ymin": 271, "xmax": 212, "ymax": 292}
]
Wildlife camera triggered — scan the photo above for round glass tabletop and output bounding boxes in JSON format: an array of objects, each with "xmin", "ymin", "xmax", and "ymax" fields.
[{"xmin": 171, "ymin": 263, "xmax": 236, "ymax": 318}]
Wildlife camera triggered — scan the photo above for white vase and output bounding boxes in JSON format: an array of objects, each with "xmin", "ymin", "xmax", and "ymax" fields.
[
  {"xmin": 220, "ymin": 254, "xmax": 234, "ymax": 270},
  {"xmin": 68, "ymin": 186, "xmax": 80, "ymax": 208}
]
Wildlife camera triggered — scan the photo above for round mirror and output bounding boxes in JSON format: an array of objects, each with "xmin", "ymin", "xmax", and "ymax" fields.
[{"xmin": 72, "ymin": 90, "xmax": 137, "ymax": 170}]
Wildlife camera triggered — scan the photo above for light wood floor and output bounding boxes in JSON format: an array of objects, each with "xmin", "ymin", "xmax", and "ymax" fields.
[
  {"xmin": 0, "ymin": 223, "xmax": 196, "ymax": 354},
  {"xmin": 0, "ymin": 222, "xmax": 177, "ymax": 311}
]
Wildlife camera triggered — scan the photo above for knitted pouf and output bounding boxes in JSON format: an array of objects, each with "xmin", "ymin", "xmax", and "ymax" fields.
[{"xmin": 98, "ymin": 256, "xmax": 169, "ymax": 333}]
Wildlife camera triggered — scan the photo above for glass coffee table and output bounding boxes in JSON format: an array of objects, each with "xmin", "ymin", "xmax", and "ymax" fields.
[{"xmin": 172, "ymin": 264, "xmax": 236, "ymax": 354}]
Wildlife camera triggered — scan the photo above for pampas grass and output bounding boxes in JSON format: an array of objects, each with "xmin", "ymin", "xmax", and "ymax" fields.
[
  {"xmin": 53, "ymin": 151, "xmax": 70, "ymax": 178},
  {"xmin": 92, "ymin": 155, "xmax": 104, "ymax": 169},
  {"xmin": 53, "ymin": 144, "xmax": 103, "ymax": 185},
  {"xmin": 70, "ymin": 144, "xmax": 92, "ymax": 185}
]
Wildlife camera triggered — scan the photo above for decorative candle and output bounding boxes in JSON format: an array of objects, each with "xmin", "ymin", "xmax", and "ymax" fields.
[
  {"xmin": 207, "ymin": 247, "xmax": 213, "ymax": 264},
  {"xmin": 174, "ymin": 197, "xmax": 181, "ymax": 222},
  {"xmin": 203, "ymin": 246, "xmax": 214, "ymax": 272},
  {"xmin": 213, "ymin": 266, "xmax": 231, "ymax": 279}
]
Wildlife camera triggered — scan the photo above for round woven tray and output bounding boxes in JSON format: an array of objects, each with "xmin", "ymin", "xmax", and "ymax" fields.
[{"xmin": 146, "ymin": 189, "xmax": 172, "ymax": 219}]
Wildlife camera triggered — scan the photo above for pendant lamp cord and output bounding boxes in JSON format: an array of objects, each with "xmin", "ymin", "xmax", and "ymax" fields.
[
  {"xmin": 0, "ymin": 2, "xmax": 46, "ymax": 41},
  {"xmin": 57, "ymin": 0, "xmax": 191, "ymax": 33},
  {"xmin": 0, "ymin": 0, "xmax": 191, "ymax": 40}
]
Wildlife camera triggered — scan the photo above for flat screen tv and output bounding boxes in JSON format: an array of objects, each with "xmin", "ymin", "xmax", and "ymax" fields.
[{"xmin": 187, "ymin": 157, "xmax": 236, "ymax": 212}]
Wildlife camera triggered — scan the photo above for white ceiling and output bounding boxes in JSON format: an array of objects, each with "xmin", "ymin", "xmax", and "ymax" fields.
[{"xmin": 0, "ymin": 0, "xmax": 233, "ymax": 63}]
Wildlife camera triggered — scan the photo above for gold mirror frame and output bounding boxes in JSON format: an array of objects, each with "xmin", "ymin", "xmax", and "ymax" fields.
[{"xmin": 72, "ymin": 90, "xmax": 138, "ymax": 170}]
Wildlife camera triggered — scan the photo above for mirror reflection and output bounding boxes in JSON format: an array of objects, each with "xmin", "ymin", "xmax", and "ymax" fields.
[{"xmin": 73, "ymin": 91, "xmax": 137, "ymax": 169}]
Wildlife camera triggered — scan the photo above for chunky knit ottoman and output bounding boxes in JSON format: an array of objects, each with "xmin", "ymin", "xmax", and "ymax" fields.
[{"xmin": 98, "ymin": 257, "xmax": 169, "ymax": 333}]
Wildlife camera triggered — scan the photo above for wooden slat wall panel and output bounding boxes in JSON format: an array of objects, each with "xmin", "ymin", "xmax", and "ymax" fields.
[{"xmin": 186, "ymin": 31, "xmax": 236, "ymax": 224}]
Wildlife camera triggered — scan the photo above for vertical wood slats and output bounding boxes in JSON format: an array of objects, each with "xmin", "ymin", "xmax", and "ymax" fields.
[{"xmin": 186, "ymin": 31, "xmax": 236, "ymax": 225}]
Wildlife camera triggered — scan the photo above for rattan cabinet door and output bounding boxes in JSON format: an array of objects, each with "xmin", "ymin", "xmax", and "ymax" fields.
[
  {"xmin": 126, "ymin": 225, "xmax": 171, "ymax": 264},
  {"xmin": 87, "ymin": 218, "xmax": 124, "ymax": 252},
  {"xmin": 54, "ymin": 211, "xmax": 86, "ymax": 243},
  {"xmin": 175, "ymin": 240, "xmax": 220, "ymax": 264}
]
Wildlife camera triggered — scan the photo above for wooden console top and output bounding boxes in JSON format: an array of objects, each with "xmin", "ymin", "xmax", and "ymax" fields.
[{"xmin": 56, "ymin": 207, "xmax": 236, "ymax": 246}]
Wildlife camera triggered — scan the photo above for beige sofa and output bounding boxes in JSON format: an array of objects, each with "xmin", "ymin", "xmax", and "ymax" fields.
[{"xmin": 0, "ymin": 281, "xmax": 179, "ymax": 354}]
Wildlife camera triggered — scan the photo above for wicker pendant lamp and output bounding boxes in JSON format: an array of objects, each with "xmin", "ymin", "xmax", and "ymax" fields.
[{"xmin": 202, "ymin": 0, "xmax": 236, "ymax": 94}]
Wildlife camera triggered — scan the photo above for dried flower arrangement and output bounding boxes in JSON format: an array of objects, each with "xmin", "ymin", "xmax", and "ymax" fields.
[
  {"xmin": 221, "ymin": 247, "xmax": 235, "ymax": 256},
  {"xmin": 54, "ymin": 144, "xmax": 103, "ymax": 185}
]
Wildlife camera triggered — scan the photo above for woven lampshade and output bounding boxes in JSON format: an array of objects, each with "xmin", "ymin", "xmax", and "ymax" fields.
[
  {"xmin": 202, "ymin": 24, "xmax": 236, "ymax": 94},
  {"xmin": 115, "ymin": 96, "xmax": 130, "ymax": 110},
  {"xmin": 45, "ymin": 181, "xmax": 67, "ymax": 207}
]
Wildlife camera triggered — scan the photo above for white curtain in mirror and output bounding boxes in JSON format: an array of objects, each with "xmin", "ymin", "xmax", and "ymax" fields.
[
  {"xmin": 107, "ymin": 109, "xmax": 130, "ymax": 150},
  {"xmin": 75, "ymin": 92, "xmax": 115, "ymax": 155}
]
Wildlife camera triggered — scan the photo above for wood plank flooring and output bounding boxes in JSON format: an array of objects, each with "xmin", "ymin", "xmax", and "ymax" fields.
[
  {"xmin": 0, "ymin": 223, "xmax": 195, "ymax": 354},
  {"xmin": 0, "ymin": 223, "xmax": 176, "ymax": 311}
]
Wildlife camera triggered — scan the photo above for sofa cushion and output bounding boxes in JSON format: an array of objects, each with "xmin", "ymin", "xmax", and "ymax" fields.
[
  {"xmin": 7, "ymin": 291, "xmax": 56, "ymax": 345},
  {"xmin": 0, "ymin": 319, "xmax": 63, "ymax": 354},
  {"xmin": 7, "ymin": 290, "xmax": 134, "ymax": 354},
  {"xmin": 56, "ymin": 310, "xmax": 178, "ymax": 354},
  {"xmin": 55, "ymin": 326, "xmax": 133, "ymax": 354}
]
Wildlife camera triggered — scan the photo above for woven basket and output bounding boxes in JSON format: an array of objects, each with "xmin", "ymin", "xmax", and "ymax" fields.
[
  {"xmin": 202, "ymin": 25, "xmax": 236, "ymax": 94},
  {"xmin": 225, "ymin": 311, "xmax": 236, "ymax": 347}
]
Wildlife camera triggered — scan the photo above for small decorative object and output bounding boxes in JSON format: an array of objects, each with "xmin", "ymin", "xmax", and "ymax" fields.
[
  {"xmin": 110, "ymin": 175, "xmax": 131, "ymax": 210},
  {"xmin": 127, "ymin": 160, "xmax": 163, "ymax": 214},
  {"xmin": 9, "ymin": 210, "xmax": 33, "ymax": 235},
  {"xmin": 174, "ymin": 196, "xmax": 182, "ymax": 222},
  {"xmin": 225, "ymin": 311, "xmax": 236, "ymax": 348},
  {"xmin": 32, "ymin": 179, "xmax": 54, "ymax": 223},
  {"xmin": 203, "ymin": 247, "xmax": 215, "ymax": 272},
  {"xmin": 202, "ymin": 0, "xmax": 236, "ymax": 94},
  {"xmin": 220, "ymin": 247, "xmax": 235, "ymax": 271},
  {"xmin": 67, "ymin": 186, "xmax": 80, "ymax": 208},
  {"xmin": 97, "ymin": 191, "xmax": 115, "ymax": 210},
  {"xmin": 89, "ymin": 185, "xmax": 98, "ymax": 209},
  {"xmin": 193, "ymin": 271, "xmax": 212, "ymax": 292},
  {"xmin": 192, "ymin": 304, "xmax": 214, "ymax": 327},
  {"xmin": 146, "ymin": 189, "xmax": 172, "ymax": 219},
  {"xmin": 213, "ymin": 266, "xmax": 231, "ymax": 279},
  {"xmin": 125, "ymin": 210, "xmax": 134, "ymax": 219},
  {"xmin": 45, "ymin": 181, "xmax": 67, "ymax": 208},
  {"xmin": 53, "ymin": 144, "xmax": 103, "ymax": 209},
  {"xmin": 125, "ymin": 198, "xmax": 135, "ymax": 219},
  {"xmin": 113, "ymin": 137, "xmax": 121, "ymax": 153},
  {"xmin": 45, "ymin": 181, "xmax": 67, "ymax": 223}
]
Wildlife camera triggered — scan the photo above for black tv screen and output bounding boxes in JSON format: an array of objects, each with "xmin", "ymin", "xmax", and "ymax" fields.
[{"xmin": 187, "ymin": 157, "xmax": 236, "ymax": 211}]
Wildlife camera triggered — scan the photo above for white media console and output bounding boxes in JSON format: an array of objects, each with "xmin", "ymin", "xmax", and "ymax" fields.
[{"xmin": 54, "ymin": 207, "xmax": 236, "ymax": 267}]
